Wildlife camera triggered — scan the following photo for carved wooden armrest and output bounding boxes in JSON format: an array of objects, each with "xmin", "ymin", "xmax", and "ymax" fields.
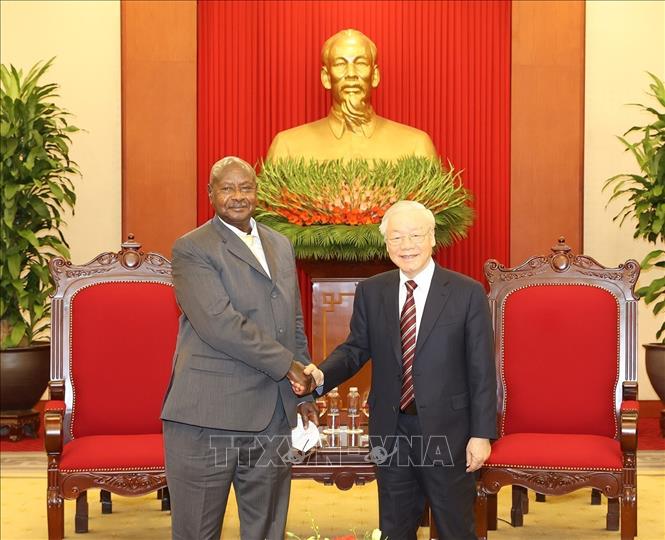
[
  {"xmin": 622, "ymin": 380, "xmax": 638, "ymax": 401},
  {"xmin": 619, "ymin": 400, "xmax": 639, "ymax": 452},
  {"xmin": 44, "ymin": 400, "xmax": 65, "ymax": 455}
]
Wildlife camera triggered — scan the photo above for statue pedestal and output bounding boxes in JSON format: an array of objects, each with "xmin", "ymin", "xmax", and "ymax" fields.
[{"xmin": 302, "ymin": 259, "xmax": 394, "ymax": 400}]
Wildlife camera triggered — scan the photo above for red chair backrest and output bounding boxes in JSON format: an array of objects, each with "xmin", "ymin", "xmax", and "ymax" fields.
[
  {"xmin": 501, "ymin": 284, "xmax": 619, "ymax": 438},
  {"xmin": 69, "ymin": 281, "xmax": 179, "ymax": 438}
]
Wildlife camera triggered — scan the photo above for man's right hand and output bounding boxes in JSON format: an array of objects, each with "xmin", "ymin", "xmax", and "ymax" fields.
[{"xmin": 287, "ymin": 360, "xmax": 316, "ymax": 395}]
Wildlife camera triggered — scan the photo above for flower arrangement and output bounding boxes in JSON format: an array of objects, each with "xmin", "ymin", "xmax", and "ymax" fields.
[
  {"xmin": 256, "ymin": 157, "xmax": 473, "ymax": 261},
  {"xmin": 287, "ymin": 522, "xmax": 382, "ymax": 540}
]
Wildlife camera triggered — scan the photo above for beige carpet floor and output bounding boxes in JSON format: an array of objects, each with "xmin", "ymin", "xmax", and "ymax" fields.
[{"xmin": 1, "ymin": 452, "xmax": 663, "ymax": 540}]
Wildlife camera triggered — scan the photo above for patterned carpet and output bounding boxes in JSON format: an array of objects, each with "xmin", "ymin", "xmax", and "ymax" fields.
[{"xmin": 1, "ymin": 452, "xmax": 663, "ymax": 539}]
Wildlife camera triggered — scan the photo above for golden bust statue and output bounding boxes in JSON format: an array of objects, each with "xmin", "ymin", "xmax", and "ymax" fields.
[{"xmin": 266, "ymin": 29, "xmax": 437, "ymax": 162}]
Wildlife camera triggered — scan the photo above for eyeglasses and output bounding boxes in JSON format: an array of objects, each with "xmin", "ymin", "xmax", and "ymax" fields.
[{"xmin": 386, "ymin": 230, "xmax": 432, "ymax": 247}]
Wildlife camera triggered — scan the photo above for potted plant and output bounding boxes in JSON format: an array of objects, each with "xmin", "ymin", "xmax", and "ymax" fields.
[
  {"xmin": 0, "ymin": 59, "xmax": 80, "ymax": 440},
  {"xmin": 604, "ymin": 71, "xmax": 665, "ymax": 434}
]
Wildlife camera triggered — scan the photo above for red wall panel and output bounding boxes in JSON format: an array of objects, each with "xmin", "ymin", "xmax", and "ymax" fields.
[{"xmin": 197, "ymin": 0, "xmax": 511, "ymax": 284}]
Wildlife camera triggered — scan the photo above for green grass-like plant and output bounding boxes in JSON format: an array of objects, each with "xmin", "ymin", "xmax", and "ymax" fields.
[
  {"xmin": 256, "ymin": 157, "xmax": 473, "ymax": 261},
  {"xmin": 0, "ymin": 59, "xmax": 80, "ymax": 348}
]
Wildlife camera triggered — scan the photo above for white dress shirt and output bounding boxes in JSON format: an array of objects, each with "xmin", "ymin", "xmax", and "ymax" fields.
[
  {"xmin": 217, "ymin": 216, "xmax": 271, "ymax": 278},
  {"xmin": 398, "ymin": 258, "xmax": 435, "ymax": 341}
]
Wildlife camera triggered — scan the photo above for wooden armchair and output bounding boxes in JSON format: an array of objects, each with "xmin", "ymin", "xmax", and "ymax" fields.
[
  {"xmin": 45, "ymin": 236, "xmax": 179, "ymax": 539},
  {"xmin": 475, "ymin": 238, "xmax": 640, "ymax": 540}
]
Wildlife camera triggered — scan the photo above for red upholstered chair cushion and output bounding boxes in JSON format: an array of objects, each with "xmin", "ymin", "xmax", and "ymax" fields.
[
  {"xmin": 70, "ymin": 282, "xmax": 179, "ymax": 438},
  {"xmin": 485, "ymin": 433, "xmax": 623, "ymax": 471},
  {"xmin": 59, "ymin": 434, "xmax": 165, "ymax": 471},
  {"xmin": 45, "ymin": 400, "xmax": 65, "ymax": 413},
  {"xmin": 501, "ymin": 285, "xmax": 619, "ymax": 438}
]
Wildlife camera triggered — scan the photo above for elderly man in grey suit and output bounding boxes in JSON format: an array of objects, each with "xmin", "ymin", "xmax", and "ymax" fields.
[{"xmin": 161, "ymin": 156, "xmax": 318, "ymax": 540}]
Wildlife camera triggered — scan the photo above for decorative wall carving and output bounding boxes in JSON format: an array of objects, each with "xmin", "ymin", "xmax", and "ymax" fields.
[{"xmin": 311, "ymin": 279, "xmax": 369, "ymax": 398}]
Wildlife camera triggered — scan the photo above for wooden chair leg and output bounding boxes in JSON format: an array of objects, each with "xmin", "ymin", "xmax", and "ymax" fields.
[
  {"xmin": 75, "ymin": 491, "xmax": 88, "ymax": 533},
  {"xmin": 47, "ymin": 490, "xmax": 65, "ymax": 540},
  {"xmin": 511, "ymin": 485, "xmax": 525, "ymax": 527},
  {"xmin": 487, "ymin": 493, "xmax": 498, "ymax": 531},
  {"xmin": 620, "ymin": 487, "xmax": 637, "ymax": 540},
  {"xmin": 591, "ymin": 488, "xmax": 602, "ymax": 505},
  {"xmin": 100, "ymin": 489, "xmax": 112, "ymax": 514},
  {"xmin": 521, "ymin": 488, "xmax": 529, "ymax": 514},
  {"xmin": 535, "ymin": 492, "xmax": 546, "ymax": 502},
  {"xmin": 161, "ymin": 486, "xmax": 171, "ymax": 511},
  {"xmin": 606, "ymin": 498, "xmax": 620, "ymax": 531},
  {"xmin": 474, "ymin": 485, "xmax": 488, "ymax": 540}
]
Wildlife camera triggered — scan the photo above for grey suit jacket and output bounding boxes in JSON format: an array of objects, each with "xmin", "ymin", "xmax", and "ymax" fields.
[{"xmin": 161, "ymin": 217, "xmax": 311, "ymax": 431}]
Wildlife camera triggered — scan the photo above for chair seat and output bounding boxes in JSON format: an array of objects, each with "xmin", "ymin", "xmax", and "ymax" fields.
[
  {"xmin": 485, "ymin": 433, "xmax": 623, "ymax": 471},
  {"xmin": 60, "ymin": 434, "xmax": 164, "ymax": 472}
]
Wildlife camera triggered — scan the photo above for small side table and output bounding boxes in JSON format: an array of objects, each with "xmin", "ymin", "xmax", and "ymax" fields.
[{"xmin": 0, "ymin": 409, "xmax": 40, "ymax": 442}]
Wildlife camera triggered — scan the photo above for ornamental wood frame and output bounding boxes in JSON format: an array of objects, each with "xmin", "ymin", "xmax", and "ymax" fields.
[
  {"xmin": 474, "ymin": 238, "xmax": 640, "ymax": 540},
  {"xmin": 45, "ymin": 236, "xmax": 173, "ymax": 540}
]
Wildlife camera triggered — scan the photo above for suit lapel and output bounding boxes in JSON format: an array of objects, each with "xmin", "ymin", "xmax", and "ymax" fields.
[
  {"xmin": 381, "ymin": 272, "xmax": 403, "ymax": 368},
  {"xmin": 257, "ymin": 224, "xmax": 277, "ymax": 282},
  {"xmin": 415, "ymin": 266, "xmax": 451, "ymax": 355},
  {"xmin": 211, "ymin": 218, "xmax": 271, "ymax": 280}
]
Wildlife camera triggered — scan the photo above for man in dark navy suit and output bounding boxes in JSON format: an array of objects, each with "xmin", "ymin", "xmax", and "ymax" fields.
[{"xmin": 300, "ymin": 200, "xmax": 496, "ymax": 540}]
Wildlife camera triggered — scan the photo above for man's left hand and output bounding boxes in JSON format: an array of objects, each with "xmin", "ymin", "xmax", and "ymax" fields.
[
  {"xmin": 297, "ymin": 402, "xmax": 319, "ymax": 429},
  {"xmin": 465, "ymin": 437, "xmax": 491, "ymax": 472}
]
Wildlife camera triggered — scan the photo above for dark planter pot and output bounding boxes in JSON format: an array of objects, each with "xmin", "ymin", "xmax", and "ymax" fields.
[
  {"xmin": 645, "ymin": 343, "xmax": 665, "ymax": 400},
  {"xmin": 0, "ymin": 342, "xmax": 50, "ymax": 411},
  {"xmin": 644, "ymin": 343, "xmax": 665, "ymax": 437}
]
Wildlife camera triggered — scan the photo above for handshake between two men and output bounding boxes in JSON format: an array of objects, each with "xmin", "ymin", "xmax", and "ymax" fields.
[
  {"xmin": 287, "ymin": 361, "xmax": 324, "ymax": 396},
  {"xmin": 285, "ymin": 361, "xmax": 325, "ymax": 429}
]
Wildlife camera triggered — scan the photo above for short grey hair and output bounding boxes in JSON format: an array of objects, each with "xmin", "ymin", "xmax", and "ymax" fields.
[
  {"xmin": 379, "ymin": 200, "xmax": 435, "ymax": 237},
  {"xmin": 209, "ymin": 156, "xmax": 256, "ymax": 185}
]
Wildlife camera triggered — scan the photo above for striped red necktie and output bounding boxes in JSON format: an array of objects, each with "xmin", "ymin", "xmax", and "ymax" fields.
[{"xmin": 400, "ymin": 280, "xmax": 418, "ymax": 410}]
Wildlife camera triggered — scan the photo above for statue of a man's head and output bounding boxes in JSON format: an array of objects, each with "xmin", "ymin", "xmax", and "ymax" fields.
[{"xmin": 320, "ymin": 29, "xmax": 381, "ymax": 121}]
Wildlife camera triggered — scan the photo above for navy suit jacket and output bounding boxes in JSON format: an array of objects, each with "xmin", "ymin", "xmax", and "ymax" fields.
[{"xmin": 319, "ymin": 264, "xmax": 497, "ymax": 461}]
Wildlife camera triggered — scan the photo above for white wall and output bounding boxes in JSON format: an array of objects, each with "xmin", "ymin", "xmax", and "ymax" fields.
[
  {"xmin": 0, "ymin": 0, "xmax": 121, "ymax": 265},
  {"xmin": 585, "ymin": 0, "xmax": 665, "ymax": 399}
]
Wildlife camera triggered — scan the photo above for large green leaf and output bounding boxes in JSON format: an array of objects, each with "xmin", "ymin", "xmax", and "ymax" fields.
[
  {"xmin": 6, "ymin": 254, "xmax": 21, "ymax": 279},
  {"xmin": 7, "ymin": 319, "xmax": 26, "ymax": 348}
]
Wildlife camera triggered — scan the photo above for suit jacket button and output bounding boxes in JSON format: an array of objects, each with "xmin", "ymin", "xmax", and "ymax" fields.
[{"xmin": 278, "ymin": 328, "xmax": 284, "ymax": 334}]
